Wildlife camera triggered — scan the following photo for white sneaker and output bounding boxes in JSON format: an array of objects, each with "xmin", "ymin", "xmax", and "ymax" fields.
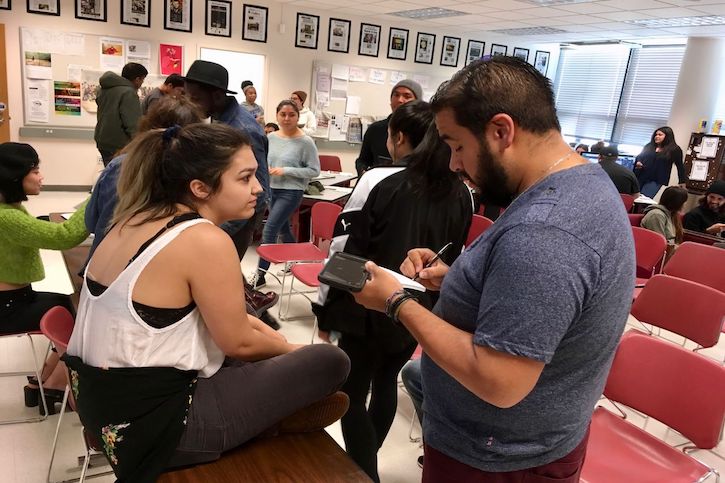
[{"xmin": 276, "ymin": 266, "xmax": 291, "ymax": 277}]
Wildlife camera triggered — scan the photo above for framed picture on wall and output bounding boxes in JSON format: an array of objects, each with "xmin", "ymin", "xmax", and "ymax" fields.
[
  {"xmin": 27, "ymin": 0, "xmax": 60, "ymax": 15},
  {"xmin": 491, "ymin": 43, "xmax": 507, "ymax": 56},
  {"xmin": 205, "ymin": 0, "xmax": 231, "ymax": 37},
  {"xmin": 414, "ymin": 32, "xmax": 435, "ymax": 64},
  {"xmin": 387, "ymin": 27, "xmax": 409, "ymax": 61},
  {"xmin": 0, "ymin": 1, "xmax": 10, "ymax": 10},
  {"xmin": 535, "ymin": 50, "xmax": 550, "ymax": 76},
  {"xmin": 242, "ymin": 5, "xmax": 268, "ymax": 43},
  {"xmin": 513, "ymin": 47, "xmax": 529, "ymax": 62},
  {"xmin": 358, "ymin": 23, "xmax": 381, "ymax": 57},
  {"xmin": 121, "ymin": 0, "xmax": 150, "ymax": 27},
  {"xmin": 75, "ymin": 0, "xmax": 106, "ymax": 21},
  {"xmin": 465, "ymin": 40, "xmax": 485, "ymax": 66},
  {"xmin": 295, "ymin": 12, "xmax": 320, "ymax": 49},
  {"xmin": 165, "ymin": 0, "xmax": 193, "ymax": 33},
  {"xmin": 328, "ymin": 18, "xmax": 351, "ymax": 53},
  {"xmin": 440, "ymin": 36, "xmax": 461, "ymax": 67}
]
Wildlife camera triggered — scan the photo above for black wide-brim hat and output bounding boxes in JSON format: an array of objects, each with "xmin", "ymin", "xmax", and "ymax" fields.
[{"xmin": 183, "ymin": 60, "xmax": 237, "ymax": 94}]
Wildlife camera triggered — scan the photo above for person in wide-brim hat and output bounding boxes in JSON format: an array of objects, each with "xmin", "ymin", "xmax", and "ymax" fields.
[{"xmin": 183, "ymin": 60, "xmax": 237, "ymax": 95}]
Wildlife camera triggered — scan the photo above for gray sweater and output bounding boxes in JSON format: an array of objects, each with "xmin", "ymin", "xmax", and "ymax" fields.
[
  {"xmin": 268, "ymin": 133, "xmax": 320, "ymax": 190},
  {"xmin": 641, "ymin": 204, "xmax": 676, "ymax": 243}
]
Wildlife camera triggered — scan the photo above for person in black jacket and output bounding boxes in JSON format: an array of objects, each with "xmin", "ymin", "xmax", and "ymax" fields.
[
  {"xmin": 314, "ymin": 100, "xmax": 472, "ymax": 482},
  {"xmin": 634, "ymin": 126, "xmax": 687, "ymax": 198},
  {"xmin": 683, "ymin": 179, "xmax": 725, "ymax": 235}
]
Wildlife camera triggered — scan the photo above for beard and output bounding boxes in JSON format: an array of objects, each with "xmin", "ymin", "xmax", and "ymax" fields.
[{"xmin": 463, "ymin": 139, "xmax": 516, "ymax": 208}]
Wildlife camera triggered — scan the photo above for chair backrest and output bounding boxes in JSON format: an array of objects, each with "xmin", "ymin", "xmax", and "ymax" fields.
[
  {"xmin": 664, "ymin": 241, "xmax": 725, "ymax": 293},
  {"xmin": 465, "ymin": 215, "xmax": 494, "ymax": 247},
  {"xmin": 632, "ymin": 275, "xmax": 725, "ymax": 348},
  {"xmin": 620, "ymin": 193, "xmax": 635, "ymax": 212},
  {"xmin": 604, "ymin": 331, "xmax": 725, "ymax": 449},
  {"xmin": 319, "ymin": 155, "xmax": 342, "ymax": 172},
  {"xmin": 631, "ymin": 226, "xmax": 667, "ymax": 278},
  {"xmin": 39, "ymin": 306, "xmax": 74, "ymax": 353},
  {"xmin": 311, "ymin": 202, "xmax": 343, "ymax": 250},
  {"xmin": 627, "ymin": 213, "xmax": 644, "ymax": 227}
]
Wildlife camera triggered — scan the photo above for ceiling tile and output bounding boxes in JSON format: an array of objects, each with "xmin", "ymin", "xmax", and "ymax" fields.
[
  {"xmin": 428, "ymin": 15, "xmax": 479, "ymax": 25},
  {"xmin": 484, "ymin": 10, "xmax": 538, "ymax": 20},
  {"xmin": 554, "ymin": 3, "xmax": 619, "ymax": 14},
  {"xmin": 481, "ymin": 19, "xmax": 539, "ymax": 28},
  {"xmin": 524, "ymin": 16, "xmax": 572, "ymax": 26},
  {"xmin": 367, "ymin": 0, "xmax": 421, "ymax": 12},
  {"xmin": 663, "ymin": 24, "xmax": 725, "ymax": 34},
  {"xmin": 595, "ymin": 10, "xmax": 655, "ymax": 21},
  {"xmin": 514, "ymin": 6, "xmax": 572, "ymax": 18},
  {"xmin": 597, "ymin": 0, "xmax": 673, "ymax": 10},
  {"xmin": 559, "ymin": 24, "xmax": 603, "ymax": 31},
  {"xmin": 659, "ymin": 0, "xmax": 725, "ymax": 6},
  {"xmin": 473, "ymin": 0, "xmax": 536, "ymax": 11},
  {"xmin": 645, "ymin": 6, "xmax": 709, "ymax": 17},
  {"xmin": 689, "ymin": 4, "xmax": 725, "ymax": 15},
  {"xmin": 596, "ymin": 21, "xmax": 649, "ymax": 29},
  {"xmin": 555, "ymin": 14, "xmax": 607, "ymax": 24}
]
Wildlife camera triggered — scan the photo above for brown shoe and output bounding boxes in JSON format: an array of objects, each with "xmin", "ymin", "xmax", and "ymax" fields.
[
  {"xmin": 244, "ymin": 286, "xmax": 279, "ymax": 314},
  {"xmin": 276, "ymin": 392, "xmax": 350, "ymax": 434}
]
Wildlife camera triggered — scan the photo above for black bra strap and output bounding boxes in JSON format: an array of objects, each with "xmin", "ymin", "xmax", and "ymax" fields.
[{"xmin": 127, "ymin": 212, "xmax": 201, "ymax": 266}]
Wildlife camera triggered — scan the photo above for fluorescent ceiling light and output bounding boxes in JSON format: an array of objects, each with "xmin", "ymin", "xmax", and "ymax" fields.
[
  {"xmin": 523, "ymin": 0, "xmax": 595, "ymax": 6},
  {"xmin": 492, "ymin": 26, "xmax": 568, "ymax": 35},
  {"xmin": 626, "ymin": 15, "xmax": 725, "ymax": 27},
  {"xmin": 389, "ymin": 7, "xmax": 467, "ymax": 19}
]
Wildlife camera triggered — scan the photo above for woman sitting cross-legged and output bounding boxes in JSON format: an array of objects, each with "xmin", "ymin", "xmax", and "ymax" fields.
[
  {"xmin": 0, "ymin": 142, "xmax": 89, "ymax": 414},
  {"xmin": 63, "ymin": 123, "xmax": 350, "ymax": 482}
]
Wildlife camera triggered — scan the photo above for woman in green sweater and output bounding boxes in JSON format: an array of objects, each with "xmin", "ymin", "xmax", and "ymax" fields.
[{"xmin": 0, "ymin": 142, "xmax": 89, "ymax": 413}]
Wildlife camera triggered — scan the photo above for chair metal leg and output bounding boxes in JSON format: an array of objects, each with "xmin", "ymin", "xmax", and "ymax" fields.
[
  {"xmin": 0, "ymin": 334, "xmax": 48, "ymax": 425},
  {"xmin": 46, "ymin": 386, "xmax": 70, "ymax": 483},
  {"xmin": 78, "ymin": 448, "xmax": 91, "ymax": 483},
  {"xmin": 27, "ymin": 334, "xmax": 50, "ymax": 420}
]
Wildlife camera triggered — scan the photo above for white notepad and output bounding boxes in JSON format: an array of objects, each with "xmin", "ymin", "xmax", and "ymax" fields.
[{"xmin": 379, "ymin": 267, "xmax": 426, "ymax": 292}]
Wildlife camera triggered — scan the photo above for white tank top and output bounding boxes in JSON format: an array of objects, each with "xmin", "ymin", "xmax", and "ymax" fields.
[{"xmin": 67, "ymin": 218, "xmax": 225, "ymax": 378}]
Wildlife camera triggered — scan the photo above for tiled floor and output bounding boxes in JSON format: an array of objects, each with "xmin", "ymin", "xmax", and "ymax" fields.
[{"xmin": 0, "ymin": 191, "xmax": 723, "ymax": 483}]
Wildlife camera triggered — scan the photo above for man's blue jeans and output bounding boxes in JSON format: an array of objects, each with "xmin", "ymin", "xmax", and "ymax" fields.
[
  {"xmin": 258, "ymin": 188, "xmax": 304, "ymax": 272},
  {"xmin": 402, "ymin": 359, "xmax": 423, "ymax": 426}
]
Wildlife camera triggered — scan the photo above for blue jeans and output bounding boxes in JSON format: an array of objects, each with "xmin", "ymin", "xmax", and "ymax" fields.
[
  {"xmin": 401, "ymin": 359, "xmax": 423, "ymax": 426},
  {"xmin": 640, "ymin": 181, "xmax": 662, "ymax": 199},
  {"xmin": 258, "ymin": 188, "xmax": 304, "ymax": 272}
]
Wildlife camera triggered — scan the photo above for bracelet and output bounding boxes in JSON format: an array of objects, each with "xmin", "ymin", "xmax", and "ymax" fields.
[
  {"xmin": 388, "ymin": 292, "xmax": 418, "ymax": 325},
  {"xmin": 385, "ymin": 289, "xmax": 406, "ymax": 318}
]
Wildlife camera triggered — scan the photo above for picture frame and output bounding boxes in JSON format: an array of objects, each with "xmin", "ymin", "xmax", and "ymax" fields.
[
  {"xmin": 0, "ymin": 1, "xmax": 10, "ymax": 10},
  {"xmin": 242, "ymin": 4, "xmax": 268, "ymax": 43},
  {"xmin": 75, "ymin": 0, "xmax": 106, "ymax": 21},
  {"xmin": 328, "ymin": 18, "xmax": 351, "ymax": 53},
  {"xmin": 27, "ymin": 0, "xmax": 60, "ymax": 15},
  {"xmin": 295, "ymin": 12, "xmax": 320, "ymax": 49},
  {"xmin": 358, "ymin": 23, "xmax": 381, "ymax": 57},
  {"xmin": 440, "ymin": 36, "xmax": 461, "ymax": 67},
  {"xmin": 513, "ymin": 47, "xmax": 530, "ymax": 62},
  {"xmin": 414, "ymin": 32, "xmax": 435, "ymax": 65},
  {"xmin": 205, "ymin": 0, "xmax": 231, "ymax": 37},
  {"xmin": 534, "ymin": 50, "xmax": 551, "ymax": 76},
  {"xmin": 164, "ymin": 0, "xmax": 192, "ymax": 33},
  {"xmin": 465, "ymin": 40, "xmax": 485, "ymax": 66},
  {"xmin": 121, "ymin": 0, "xmax": 150, "ymax": 27},
  {"xmin": 387, "ymin": 27, "xmax": 409, "ymax": 61},
  {"xmin": 491, "ymin": 43, "xmax": 507, "ymax": 57}
]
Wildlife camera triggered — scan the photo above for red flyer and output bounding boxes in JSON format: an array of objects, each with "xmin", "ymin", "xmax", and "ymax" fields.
[{"xmin": 160, "ymin": 44, "xmax": 183, "ymax": 75}]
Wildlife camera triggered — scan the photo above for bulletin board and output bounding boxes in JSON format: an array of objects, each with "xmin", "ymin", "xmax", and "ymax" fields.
[
  {"xmin": 310, "ymin": 60, "xmax": 449, "ymax": 142},
  {"xmin": 20, "ymin": 27, "xmax": 164, "ymax": 128}
]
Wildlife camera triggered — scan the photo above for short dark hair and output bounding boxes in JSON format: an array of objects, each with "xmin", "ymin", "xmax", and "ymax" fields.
[
  {"xmin": 265, "ymin": 122, "xmax": 279, "ymax": 131},
  {"xmin": 164, "ymin": 74, "xmax": 184, "ymax": 88},
  {"xmin": 430, "ymin": 56, "xmax": 560, "ymax": 135},
  {"xmin": 277, "ymin": 99, "xmax": 299, "ymax": 114},
  {"xmin": 122, "ymin": 62, "xmax": 148, "ymax": 81}
]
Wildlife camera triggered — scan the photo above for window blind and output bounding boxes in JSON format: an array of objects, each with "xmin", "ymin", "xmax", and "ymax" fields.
[
  {"xmin": 612, "ymin": 46, "xmax": 685, "ymax": 146},
  {"xmin": 554, "ymin": 46, "xmax": 630, "ymax": 141}
]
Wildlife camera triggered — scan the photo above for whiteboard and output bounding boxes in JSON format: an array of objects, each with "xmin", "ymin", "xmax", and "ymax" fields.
[{"xmin": 199, "ymin": 48, "xmax": 266, "ymax": 107}]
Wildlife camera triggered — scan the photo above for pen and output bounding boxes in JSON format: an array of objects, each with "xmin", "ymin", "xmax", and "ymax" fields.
[{"xmin": 413, "ymin": 242, "xmax": 452, "ymax": 282}]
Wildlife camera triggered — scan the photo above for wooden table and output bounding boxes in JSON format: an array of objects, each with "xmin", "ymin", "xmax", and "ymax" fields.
[
  {"xmin": 158, "ymin": 430, "xmax": 371, "ymax": 483},
  {"xmin": 50, "ymin": 213, "xmax": 91, "ymax": 310}
]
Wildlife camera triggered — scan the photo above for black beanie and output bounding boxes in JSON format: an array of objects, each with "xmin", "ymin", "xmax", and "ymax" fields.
[
  {"xmin": 0, "ymin": 142, "xmax": 40, "ymax": 203},
  {"xmin": 707, "ymin": 179, "xmax": 725, "ymax": 197}
]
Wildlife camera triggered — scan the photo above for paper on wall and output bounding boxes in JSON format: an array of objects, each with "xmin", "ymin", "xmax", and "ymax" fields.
[
  {"xmin": 328, "ymin": 114, "xmax": 347, "ymax": 141},
  {"xmin": 316, "ymin": 92, "xmax": 330, "ymax": 110},
  {"xmin": 690, "ymin": 160, "xmax": 710, "ymax": 181},
  {"xmin": 24, "ymin": 52, "xmax": 52, "ymax": 80},
  {"xmin": 26, "ymin": 79, "xmax": 50, "ymax": 123},
  {"xmin": 127, "ymin": 40, "xmax": 151, "ymax": 71},
  {"xmin": 332, "ymin": 64, "xmax": 350, "ymax": 80},
  {"xmin": 341, "ymin": 115, "xmax": 350, "ymax": 134},
  {"xmin": 348, "ymin": 67, "xmax": 367, "ymax": 82},
  {"xmin": 21, "ymin": 28, "xmax": 85, "ymax": 56},
  {"xmin": 316, "ymin": 71, "xmax": 331, "ymax": 93},
  {"xmin": 345, "ymin": 96, "xmax": 361, "ymax": 116},
  {"xmin": 368, "ymin": 69, "xmax": 385, "ymax": 85},
  {"xmin": 330, "ymin": 78, "xmax": 348, "ymax": 100},
  {"xmin": 390, "ymin": 71, "xmax": 406, "ymax": 84},
  {"xmin": 412, "ymin": 74, "xmax": 430, "ymax": 89},
  {"xmin": 67, "ymin": 64, "xmax": 88, "ymax": 82},
  {"xmin": 700, "ymin": 136, "xmax": 719, "ymax": 158},
  {"xmin": 100, "ymin": 37, "xmax": 126, "ymax": 71},
  {"xmin": 312, "ymin": 111, "xmax": 331, "ymax": 138}
]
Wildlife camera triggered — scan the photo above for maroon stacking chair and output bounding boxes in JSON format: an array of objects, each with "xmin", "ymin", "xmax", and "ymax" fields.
[
  {"xmin": 580, "ymin": 331, "xmax": 725, "ymax": 483},
  {"xmin": 664, "ymin": 242, "xmax": 725, "ymax": 293},
  {"xmin": 628, "ymin": 213, "xmax": 644, "ymax": 227},
  {"xmin": 632, "ymin": 226, "xmax": 667, "ymax": 286},
  {"xmin": 319, "ymin": 155, "xmax": 342, "ymax": 172},
  {"xmin": 620, "ymin": 193, "xmax": 635, "ymax": 212},
  {"xmin": 465, "ymin": 215, "xmax": 494, "ymax": 247}
]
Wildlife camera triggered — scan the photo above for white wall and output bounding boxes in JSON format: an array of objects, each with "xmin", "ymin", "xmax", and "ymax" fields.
[{"xmin": 0, "ymin": 0, "xmax": 560, "ymax": 185}]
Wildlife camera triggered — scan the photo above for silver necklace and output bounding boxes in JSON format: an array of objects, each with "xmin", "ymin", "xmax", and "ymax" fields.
[{"xmin": 513, "ymin": 150, "xmax": 575, "ymax": 203}]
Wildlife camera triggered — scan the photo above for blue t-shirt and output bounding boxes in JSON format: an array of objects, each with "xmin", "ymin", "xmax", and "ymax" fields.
[{"xmin": 422, "ymin": 163, "xmax": 634, "ymax": 472}]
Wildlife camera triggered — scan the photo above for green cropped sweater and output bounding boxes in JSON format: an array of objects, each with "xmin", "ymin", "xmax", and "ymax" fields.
[{"xmin": 0, "ymin": 201, "xmax": 89, "ymax": 285}]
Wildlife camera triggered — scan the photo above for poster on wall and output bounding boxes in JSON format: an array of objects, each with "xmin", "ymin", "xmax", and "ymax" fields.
[
  {"xmin": 387, "ymin": 28, "xmax": 409, "ymax": 61},
  {"xmin": 100, "ymin": 37, "xmax": 125, "ymax": 70},
  {"xmin": 440, "ymin": 36, "xmax": 460, "ymax": 67},
  {"xmin": 206, "ymin": 0, "xmax": 231, "ymax": 37},
  {"xmin": 242, "ymin": 5, "xmax": 268, "ymax": 43},
  {"xmin": 24, "ymin": 51, "xmax": 52, "ymax": 79},
  {"xmin": 27, "ymin": 0, "xmax": 60, "ymax": 15},
  {"xmin": 414, "ymin": 32, "xmax": 435, "ymax": 64},
  {"xmin": 75, "ymin": 0, "xmax": 107, "ymax": 22},
  {"xmin": 358, "ymin": 23, "xmax": 380, "ymax": 57},
  {"xmin": 328, "ymin": 18, "xmax": 351, "ymax": 53},
  {"xmin": 126, "ymin": 39, "xmax": 151, "ymax": 70},
  {"xmin": 54, "ymin": 81, "xmax": 82, "ymax": 116},
  {"xmin": 26, "ymin": 79, "xmax": 50, "ymax": 123},
  {"xmin": 165, "ymin": 0, "xmax": 193, "ymax": 33},
  {"xmin": 160, "ymin": 44, "xmax": 183, "ymax": 75},
  {"xmin": 534, "ymin": 50, "xmax": 550, "ymax": 76},
  {"xmin": 81, "ymin": 69, "xmax": 104, "ymax": 113},
  {"xmin": 0, "ymin": 1, "xmax": 10, "ymax": 11},
  {"xmin": 121, "ymin": 0, "xmax": 151, "ymax": 27},
  {"xmin": 295, "ymin": 13, "xmax": 320, "ymax": 49},
  {"xmin": 465, "ymin": 40, "xmax": 485, "ymax": 66}
]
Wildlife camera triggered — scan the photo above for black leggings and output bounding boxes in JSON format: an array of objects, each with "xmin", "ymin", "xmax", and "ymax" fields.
[
  {"xmin": 338, "ymin": 333, "xmax": 417, "ymax": 483},
  {"xmin": 0, "ymin": 286, "xmax": 74, "ymax": 335}
]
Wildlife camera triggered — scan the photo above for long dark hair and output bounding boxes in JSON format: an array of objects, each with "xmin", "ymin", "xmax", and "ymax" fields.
[
  {"xmin": 643, "ymin": 126, "xmax": 677, "ymax": 155},
  {"xmin": 659, "ymin": 186, "xmax": 688, "ymax": 244},
  {"xmin": 389, "ymin": 100, "xmax": 461, "ymax": 200}
]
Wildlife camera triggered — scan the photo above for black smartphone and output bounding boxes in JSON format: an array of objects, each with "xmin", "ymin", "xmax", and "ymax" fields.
[{"xmin": 318, "ymin": 252, "xmax": 370, "ymax": 292}]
